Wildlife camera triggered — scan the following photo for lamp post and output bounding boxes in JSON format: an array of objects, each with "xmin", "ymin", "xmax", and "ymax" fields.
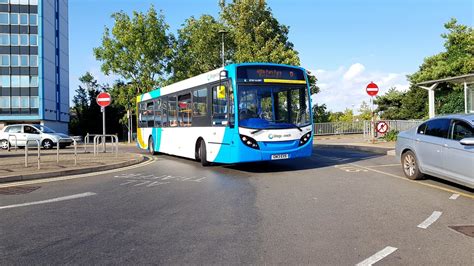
[{"xmin": 219, "ymin": 29, "xmax": 228, "ymax": 67}]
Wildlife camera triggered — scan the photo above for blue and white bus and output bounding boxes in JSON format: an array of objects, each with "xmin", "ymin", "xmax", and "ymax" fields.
[{"xmin": 136, "ymin": 63, "xmax": 313, "ymax": 165}]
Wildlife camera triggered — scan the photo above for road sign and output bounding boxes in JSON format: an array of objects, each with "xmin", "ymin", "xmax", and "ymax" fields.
[
  {"xmin": 376, "ymin": 121, "xmax": 389, "ymax": 134},
  {"xmin": 96, "ymin": 92, "xmax": 112, "ymax": 107},
  {"xmin": 366, "ymin": 82, "xmax": 379, "ymax": 96}
]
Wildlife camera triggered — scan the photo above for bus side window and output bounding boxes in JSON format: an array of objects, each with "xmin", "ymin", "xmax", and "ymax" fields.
[
  {"xmin": 146, "ymin": 101, "xmax": 154, "ymax": 128},
  {"xmin": 161, "ymin": 96, "xmax": 169, "ymax": 127},
  {"xmin": 212, "ymin": 84, "xmax": 228, "ymax": 126},
  {"xmin": 178, "ymin": 93, "xmax": 192, "ymax": 127},
  {"xmin": 154, "ymin": 99, "xmax": 161, "ymax": 127},
  {"xmin": 138, "ymin": 102, "xmax": 147, "ymax": 128},
  {"xmin": 168, "ymin": 95, "xmax": 178, "ymax": 127},
  {"xmin": 193, "ymin": 88, "xmax": 207, "ymax": 117}
]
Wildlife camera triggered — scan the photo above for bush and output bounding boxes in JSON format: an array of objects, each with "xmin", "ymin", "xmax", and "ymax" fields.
[{"xmin": 382, "ymin": 129, "xmax": 399, "ymax": 142}]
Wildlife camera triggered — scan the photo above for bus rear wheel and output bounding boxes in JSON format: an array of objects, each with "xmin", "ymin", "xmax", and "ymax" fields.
[
  {"xmin": 149, "ymin": 136, "xmax": 157, "ymax": 155},
  {"xmin": 199, "ymin": 139, "xmax": 210, "ymax": 166}
]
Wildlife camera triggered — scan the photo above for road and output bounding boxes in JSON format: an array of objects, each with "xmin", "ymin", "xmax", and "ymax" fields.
[{"xmin": 0, "ymin": 147, "xmax": 473, "ymax": 264}]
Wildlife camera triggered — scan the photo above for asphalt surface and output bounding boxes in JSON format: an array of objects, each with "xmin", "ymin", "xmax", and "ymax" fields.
[{"xmin": 0, "ymin": 146, "xmax": 473, "ymax": 264}]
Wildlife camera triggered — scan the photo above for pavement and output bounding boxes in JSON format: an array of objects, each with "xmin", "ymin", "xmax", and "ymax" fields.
[
  {"xmin": 314, "ymin": 134, "xmax": 396, "ymax": 155},
  {"xmin": 0, "ymin": 144, "xmax": 146, "ymax": 183},
  {"xmin": 0, "ymin": 145, "xmax": 472, "ymax": 264}
]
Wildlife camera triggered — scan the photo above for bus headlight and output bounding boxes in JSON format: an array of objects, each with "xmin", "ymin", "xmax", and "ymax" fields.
[
  {"xmin": 299, "ymin": 132, "xmax": 312, "ymax": 146},
  {"xmin": 240, "ymin": 134, "xmax": 260, "ymax": 150}
]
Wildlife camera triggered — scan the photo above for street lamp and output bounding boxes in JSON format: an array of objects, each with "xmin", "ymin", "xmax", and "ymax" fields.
[{"xmin": 219, "ymin": 29, "xmax": 228, "ymax": 67}]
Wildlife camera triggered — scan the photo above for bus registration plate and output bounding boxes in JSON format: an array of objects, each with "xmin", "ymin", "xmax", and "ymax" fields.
[{"xmin": 271, "ymin": 154, "xmax": 289, "ymax": 160}]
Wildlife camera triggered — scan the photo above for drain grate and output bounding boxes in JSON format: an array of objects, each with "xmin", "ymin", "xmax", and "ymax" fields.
[
  {"xmin": 0, "ymin": 186, "xmax": 41, "ymax": 195},
  {"xmin": 449, "ymin": 225, "xmax": 474, "ymax": 238}
]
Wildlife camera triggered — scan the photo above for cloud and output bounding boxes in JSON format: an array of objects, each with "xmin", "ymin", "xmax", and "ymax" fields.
[
  {"xmin": 310, "ymin": 63, "xmax": 409, "ymax": 113},
  {"xmin": 343, "ymin": 63, "xmax": 365, "ymax": 81}
]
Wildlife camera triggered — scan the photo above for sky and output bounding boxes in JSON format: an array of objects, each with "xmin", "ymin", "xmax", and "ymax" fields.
[{"xmin": 69, "ymin": 0, "xmax": 474, "ymax": 112}]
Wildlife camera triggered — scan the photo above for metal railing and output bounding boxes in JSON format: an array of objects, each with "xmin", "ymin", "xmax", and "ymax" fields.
[
  {"xmin": 84, "ymin": 133, "xmax": 101, "ymax": 153},
  {"xmin": 363, "ymin": 120, "xmax": 422, "ymax": 139},
  {"xmin": 7, "ymin": 134, "xmax": 18, "ymax": 151},
  {"xmin": 93, "ymin": 134, "xmax": 118, "ymax": 157},
  {"xmin": 56, "ymin": 138, "xmax": 78, "ymax": 166},
  {"xmin": 25, "ymin": 139, "xmax": 40, "ymax": 169},
  {"xmin": 313, "ymin": 121, "xmax": 365, "ymax": 136},
  {"xmin": 313, "ymin": 120, "xmax": 423, "ymax": 137}
]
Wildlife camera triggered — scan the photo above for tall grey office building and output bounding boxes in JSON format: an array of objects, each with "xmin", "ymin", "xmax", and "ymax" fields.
[{"xmin": 0, "ymin": 0, "xmax": 69, "ymax": 133}]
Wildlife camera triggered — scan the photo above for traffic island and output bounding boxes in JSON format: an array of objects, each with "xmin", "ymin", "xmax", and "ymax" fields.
[{"xmin": 0, "ymin": 150, "xmax": 147, "ymax": 183}]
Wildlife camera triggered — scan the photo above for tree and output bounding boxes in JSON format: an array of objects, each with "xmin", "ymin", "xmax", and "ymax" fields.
[
  {"xmin": 69, "ymin": 73, "xmax": 102, "ymax": 135},
  {"xmin": 221, "ymin": 0, "xmax": 300, "ymax": 65},
  {"xmin": 403, "ymin": 18, "xmax": 474, "ymax": 118},
  {"xmin": 94, "ymin": 6, "xmax": 172, "ymax": 95},
  {"xmin": 169, "ymin": 15, "xmax": 226, "ymax": 83},
  {"xmin": 374, "ymin": 88, "xmax": 406, "ymax": 120},
  {"xmin": 312, "ymin": 104, "xmax": 330, "ymax": 123},
  {"xmin": 357, "ymin": 101, "xmax": 372, "ymax": 121},
  {"xmin": 329, "ymin": 109, "xmax": 353, "ymax": 122}
]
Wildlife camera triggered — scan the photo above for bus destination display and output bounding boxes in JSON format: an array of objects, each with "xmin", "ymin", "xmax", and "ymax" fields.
[{"xmin": 237, "ymin": 66, "xmax": 306, "ymax": 84}]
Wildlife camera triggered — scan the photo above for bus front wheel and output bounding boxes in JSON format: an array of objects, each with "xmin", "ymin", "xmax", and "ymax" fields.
[{"xmin": 199, "ymin": 140, "xmax": 210, "ymax": 166}]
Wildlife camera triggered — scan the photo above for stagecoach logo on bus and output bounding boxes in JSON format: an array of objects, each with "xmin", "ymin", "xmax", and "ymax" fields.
[{"xmin": 268, "ymin": 133, "xmax": 291, "ymax": 139}]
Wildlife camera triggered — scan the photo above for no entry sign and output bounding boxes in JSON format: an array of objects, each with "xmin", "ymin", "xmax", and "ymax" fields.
[
  {"xmin": 376, "ymin": 121, "xmax": 389, "ymax": 134},
  {"xmin": 366, "ymin": 82, "xmax": 379, "ymax": 97},
  {"xmin": 96, "ymin": 92, "xmax": 112, "ymax": 107}
]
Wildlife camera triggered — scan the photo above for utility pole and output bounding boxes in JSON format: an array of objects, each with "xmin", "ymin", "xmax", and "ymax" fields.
[{"xmin": 219, "ymin": 29, "xmax": 228, "ymax": 67}]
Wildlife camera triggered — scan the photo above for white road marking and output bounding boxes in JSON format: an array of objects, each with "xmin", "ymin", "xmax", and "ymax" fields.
[
  {"xmin": 0, "ymin": 192, "xmax": 96, "ymax": 210},
  {"xmin": 449, "ymin": 194, "xmax": 460, "ymax": 200},
  {"xmin": 134, "ymin": 181, "xmax": 151, "ymax": 186},
  {"xmin": 0, "ymin": 156, "xmax": 156, "ymax": 188},
  {"xmin": 147, "ymin": 181, "xmax": 170, "ymax": 187},
  {"xmin": 191, "ymin": 177, "xmax": 207, "ymax": 182},
  {"xmin": 120, "ymin": 180, "xmax": 137, "ymax": 186},
  {"xmin": 356, "ymin": 246, "xmax": 398, "ymax": 266},
  {"xmin": 417, "ymin": 211, "xmax": 442, "ymax": 229}
]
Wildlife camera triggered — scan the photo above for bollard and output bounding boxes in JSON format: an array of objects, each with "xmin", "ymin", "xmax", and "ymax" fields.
[{"xmin": 25, "ymin": 139, "xmax": 40, "ymax": 169}]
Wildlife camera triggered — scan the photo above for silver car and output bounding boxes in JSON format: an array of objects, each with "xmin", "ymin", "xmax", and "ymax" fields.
[
  {"xmin": 395, "ymin": 114, "xmax": 474, "ymax": 189},
  {"xmin": 0, "ymin": 124, "xmax": 73, "ymax": 149}
]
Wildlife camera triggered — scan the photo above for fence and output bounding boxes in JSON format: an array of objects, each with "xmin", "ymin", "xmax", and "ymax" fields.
[
  {"xmin": 313, "ymin": 120, "xmax": 422, "ymax": 137},
  {"xmin": 313, "ymin": 121, "xmax": 365, "ymax": 136}
]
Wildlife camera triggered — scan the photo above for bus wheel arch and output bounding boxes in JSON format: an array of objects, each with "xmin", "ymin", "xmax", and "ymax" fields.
[
  {"xmin": 148, "ymin": 135, "xmax": 157, "ymax": 155},
  {"xmin": 196, "ymin": 138, "xmax": 210, "ymax": 166}
]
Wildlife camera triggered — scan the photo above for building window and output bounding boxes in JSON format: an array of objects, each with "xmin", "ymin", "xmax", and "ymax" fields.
[
  {"xmin": 20, "ymin": 14, "xmax": 28, "ymax": 25},
  {"xmin": 0, "ymin": 0, "xmax": 8, "ymax": 4},
  {"xmin": 10, "ymin": 35, "xmax": 19, "ymax": 46},
  {"xmin": 11, "ymin": 55, "xmax": 19, "ymax": 66},
  {"xmin": 11, "ymin": 76, "xmax": 20, "ymax": 87},
  {"xmin": 30, "ymin": 76, "xmax": 38, "ymax": 87},
  {"xmin": 30, "ymin": 55, "xmax": 38, "ymax": 67},
  {"xmin": 11, "ymin": 96, "xmax": 20, "ymax": 108},
  {"xmin": 0, "ymin": 96, "xmax": 10, "ymax": 108},
  {"xmin": 20, "ymin": 34, "xmax": 28, "ymax": 46},
  {"xmin": 0, "ymin": 75, "xmax": 10, "ymax": 87},
  {"xmin": 20, "ymin": 55, "xmax": 28, "ymax": 67},
  {"xmin": 0, "ymin": 55, "xmax": 9, "ymax": 66},
  {"xmin": 29, "ymin": 35, "xmax": 38, "ymax": 46},
  {"xmin": 20, "ymin": 76, "xmax": 29, "ymax": 87},
  {"xmin": 0, "ymin": 13, "xmax": 8, "ymax": 25},
  {"xmin": 0, "ymin": 34, "xmax": 9, "ymax": 45},
  {"xmin": 10, "ymin": 14, "xmax": 19, "ymax": 25},
  {"xmin": 20, "ymin": 0, "xmax": 29, "ymax": 5},
  {"xmin": 30, "ymin": 0, "xmax": 38, "ymax": 5},
  {"xmin": 20, "ymin": 96, "xmax": 29, "ymax": 108},
  {"xmin": 29, "ymin": 14, "xmax": 37, "ymax": 26},
  {"xmin": 30, "ymin": 96, "xmax": 39, "ymax": 108}
]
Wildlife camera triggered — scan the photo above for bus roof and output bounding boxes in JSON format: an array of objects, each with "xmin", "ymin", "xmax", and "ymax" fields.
[{"xmin": 137, "ymin": 63, "xmax": 307, "ymax": 102}]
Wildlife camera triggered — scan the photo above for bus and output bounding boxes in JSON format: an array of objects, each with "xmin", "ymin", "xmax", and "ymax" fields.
[{"xmin": 136, "ymin": 63, "xmax": 313, "ymax": 165}]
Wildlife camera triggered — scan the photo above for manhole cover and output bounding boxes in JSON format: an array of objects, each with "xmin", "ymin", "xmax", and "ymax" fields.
[
  {"xmin": 0, "ymin": 186, "xmax": 41, "ymax": 195},
  {"xmin": 449, "ymin": 225, "xmax": 474, "ymax": 237}
]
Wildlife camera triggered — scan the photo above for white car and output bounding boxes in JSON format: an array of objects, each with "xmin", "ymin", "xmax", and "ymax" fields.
[{"xmin": 0, "ymin": 124, "xmax": 73, "ymax": 149}]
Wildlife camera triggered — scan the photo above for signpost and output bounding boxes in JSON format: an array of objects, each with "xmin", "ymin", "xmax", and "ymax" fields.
[
  {"xmin": 376, "ymin": 121, "xmax": 389, "ymax": 134},
  {"xmin": 366, "ymin": 82, "xmax": 379, "ymax": 143},
  {"xmin": 96, "ymin": 92, "xmax": 112, "ymax": 152}
]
